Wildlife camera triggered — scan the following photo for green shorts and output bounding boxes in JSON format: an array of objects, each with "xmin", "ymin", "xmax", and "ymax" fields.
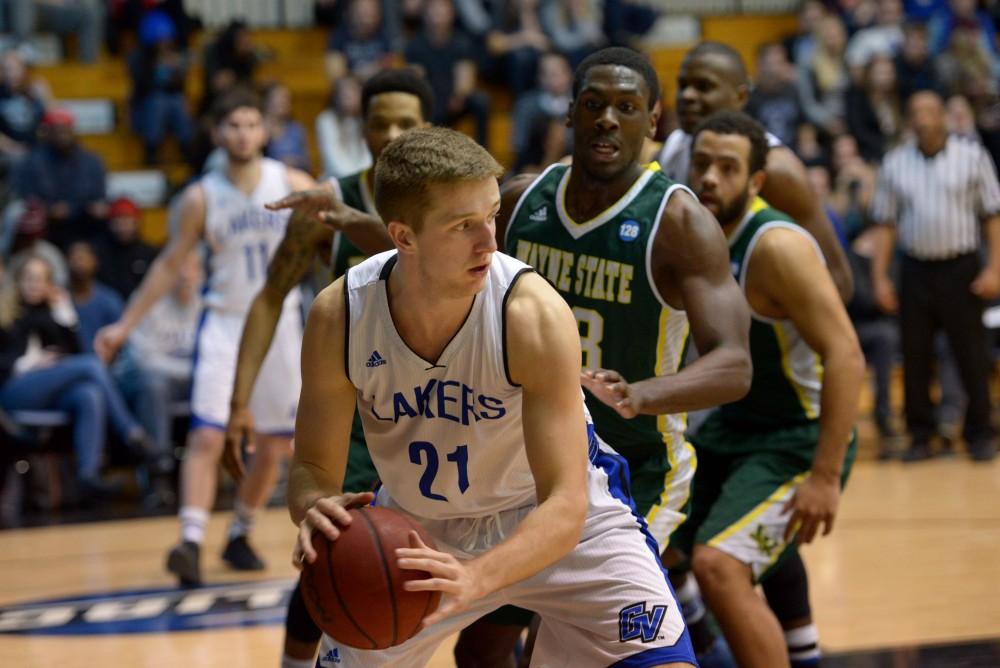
[
  {"xmin": 671, "ymin": 418, "xmax": 856, "ymax": 582},
  {"xmin": 626, "ymin": 447, "xmax": 695, "ymax": 550}
]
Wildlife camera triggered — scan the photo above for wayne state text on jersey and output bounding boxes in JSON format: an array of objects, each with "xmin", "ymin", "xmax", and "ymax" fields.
[
  {"xmin": 371, "ymin": 379, "xmax": 507, "ymax": 425},
  {"xmin": 512, "ymin": 240, "xmax": 634, "ymax": 305}
]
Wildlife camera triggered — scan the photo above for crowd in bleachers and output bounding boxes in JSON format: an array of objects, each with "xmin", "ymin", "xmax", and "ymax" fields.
[{"xmin": 0, "ymin": 0, "xmax": 998, "ymax": 522}]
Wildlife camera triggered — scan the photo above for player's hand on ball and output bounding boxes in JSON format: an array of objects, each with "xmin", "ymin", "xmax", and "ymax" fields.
[
  {"xmin": 581, "ymin": 368, "xmax": 642, "ymax": 419},
  {"xmin": 222, "ymin": 405, "xmax": 255, "ymax": 483},
  {"xmin": 294, "ymin": 492, "xmax": 376, "ymax": 568},
  {"xmin": 783, "ymin": 474, "xmax": 840, "ymax": 545},
  {"xmin": 396, "ymin": 531, "xmax": 484, "ymax": 628}
]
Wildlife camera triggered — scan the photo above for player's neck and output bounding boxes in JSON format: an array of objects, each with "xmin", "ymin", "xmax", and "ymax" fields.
[
  {"xmin": 224, "ymin": 155, "xmax": 263, "ymax": 195},
  {"xmin": 564, "ymin": 162, "xmax": 646, "ymax": 222},
  {"xmin": 386, "ymin": 263, "xmax": 475, "ymax": 365}
]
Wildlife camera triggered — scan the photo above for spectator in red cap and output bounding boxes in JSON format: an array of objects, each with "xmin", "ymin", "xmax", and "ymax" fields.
[
  {"xmin": 14, "ymin": 107, "xmax": 108, "ymax": 251},
  {"xmin": 95, "ymin": 197, "xmax": 159, "ymax": 299}
]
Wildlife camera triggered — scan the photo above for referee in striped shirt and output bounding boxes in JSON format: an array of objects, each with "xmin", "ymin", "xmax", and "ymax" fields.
[{"xmin": 870, "ymin": 90, "xmax": 1000, "ymax": 462}]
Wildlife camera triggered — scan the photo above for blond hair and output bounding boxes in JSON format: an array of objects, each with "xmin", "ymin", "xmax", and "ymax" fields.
[
  {"xmin": 0, "ymin": 253, "xmax": 54, "ymax": 328},
  {"xmin": 373, "ymin": 127, "xmax": 504, "ymax": 229}
]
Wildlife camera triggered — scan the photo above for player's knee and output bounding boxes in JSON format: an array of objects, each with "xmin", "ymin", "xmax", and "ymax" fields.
[
  {"xmin": 186, "ymin": 428, "xmax": 225, "ymax": 459},
  {"xmin": 254, "ymin": 436, "xmax": 293, "ymax": 463},
  {"xmin": 691, "ymin": 545, "xmax": 747, "ymax": 591}
]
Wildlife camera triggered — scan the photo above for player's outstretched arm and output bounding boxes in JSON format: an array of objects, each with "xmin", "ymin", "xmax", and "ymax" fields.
[
  {"xmin": 591, "ymin": 192, "xmax": 752, "ymax": 416},
  {"xmin": 398, "ymin": 273, "xmax": 589, "ymax": 627},
  {"xmin": 289, "ymin": 279, "xmax": 374, "ymax": 566},
  {"xmin": 224, "ymin": 205, "xmax": 333, "ymax": 481},
  {"xmin": 762, "ymin": 146, "xmax": 854, "ymax": 302},
  {"xmin": 266, "ymin": 180, "xmax": 394, "ymax": 256},
  {"xmin": 94, "ymin": 184, "xmax": 206, "ymax": 363},
  {"xmin": 752, "ymin": 229, "xmax": 864, "ymax": 544}
]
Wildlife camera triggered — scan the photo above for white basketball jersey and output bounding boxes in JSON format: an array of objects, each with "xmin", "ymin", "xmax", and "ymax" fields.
[
  {"xmin": 345, "ymin": 251, "xmax": 544, "ymax": 520},
  {"xmin": 201, "ymin": 158, "xmax": 301, "ymax": 314},
  {"xmin": 657, "ymin": 128, "xmax": 783, "ymax": 184}
]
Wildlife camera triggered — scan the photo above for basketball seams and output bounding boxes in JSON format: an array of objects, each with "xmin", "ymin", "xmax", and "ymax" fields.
[
  {"xmin": 327, "ymin": 523, "xmax": 380, "ymax": 649},
  {"xmin": 359, "ymin": 508, "xmax": 400, "ymax": 647}
]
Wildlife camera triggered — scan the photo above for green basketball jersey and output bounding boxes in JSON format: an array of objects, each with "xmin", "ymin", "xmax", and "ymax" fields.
[
  {"xmin": 330, "ymin": 168, "xmax": 376, "ymax": 278},
  {"xmin": 505, "ymin": 163, "xmax": 692, "ymax": 470},
  {"xmin": 719, "ymin": 198, "xmax": 823, "ymax": 433},
  {"xmin": 331, "ymin": 169, "xmax": 377, "ymax": 459}
]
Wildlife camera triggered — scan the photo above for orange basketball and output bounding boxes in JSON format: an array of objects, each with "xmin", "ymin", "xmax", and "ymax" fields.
[{"xmin": 300, "ymin": 506, "xmax": 442, "ymax": 649}]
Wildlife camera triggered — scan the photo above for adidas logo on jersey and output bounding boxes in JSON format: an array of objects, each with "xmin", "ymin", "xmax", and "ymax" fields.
[
  {"xmin": 366, "ymin": 351, "xmax": 387, "ymax": 368},
  {"xmin": 529, "ymin": 206, "xmax": 548, "ymax": 222},
  {"xmin": 320, "ymin": 648, "xmax": 342, "ymax": 664}
]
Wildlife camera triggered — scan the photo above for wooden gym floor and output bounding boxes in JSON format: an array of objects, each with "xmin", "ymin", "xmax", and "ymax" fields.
[{"xmin": 1, "ymin": 453, "xmax": 999, "ymax": 667}]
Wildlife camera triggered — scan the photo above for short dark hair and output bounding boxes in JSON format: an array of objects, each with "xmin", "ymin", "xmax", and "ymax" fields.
[
  {"xmin": 361, "ymin": 67, "xmax": 436, "ymax": 122},
  {"xmin": 683, "ymin": 41, "xmax": 750, "ymax": 87},
  {"xmin": 211, "ymin": 88, "xmax": 263, "ymax": 126},
  {"xmin": 691, "ymin": 111, "xmax": 768, "ymax": 174},
  {"xmin": 573, "ymin": 47, "xmax": 660, "ymax": 110}
]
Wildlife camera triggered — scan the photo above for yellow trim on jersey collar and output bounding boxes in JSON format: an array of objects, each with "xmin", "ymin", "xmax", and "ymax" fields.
[{"xmin": 555, "ymin": 162, "xmax": 661, "ymax": 238}]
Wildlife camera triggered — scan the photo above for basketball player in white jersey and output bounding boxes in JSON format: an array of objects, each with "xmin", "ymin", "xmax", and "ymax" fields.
[
  {"xmin": 291, "ymin": 127, "xmax": 697, "ymax": 667},
  {"xmin": 658, "ymin": 42, "xmax": 853, "ymax": 303},
  {"xmin": 95, "ymin": 91, "xmax": 315, "ymax": 585}
]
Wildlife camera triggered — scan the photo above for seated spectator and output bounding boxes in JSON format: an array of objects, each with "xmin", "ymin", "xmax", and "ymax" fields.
[
  {"xmin": 325, "ymin": 0, "xmax": 398, "ymax": 83},
  {"xmin": 406, "ymin": 0, "xmax": 491, "ymax": 147},
  {"xmin": 315, "ymin": 75, "xmax": 372, "ymax": 179},
  {"xmin": 106, "ymin": 0, "xmax": 197, "ymax": 55},
  {"xmin": 795, "ymin": 122, "xmax": 826, "ymax": 163},
  {"xmin": 511, "ymin": 51, "xmax": 572, "ymax": 170},
  {"xmin": 94, "ymin": 198, "xmax": 158, "ymax": 300},
  {"xmin": 195, "ymin": 21, "xmax": 265, "ymax": 170},
  {"xmin": 6, "ymin": 0, "xmax": 103, "ymax": 63},
  {"xmin": 745, "ymin": 42, "xmax": 804, "ymax": 148},
  {"xmin": 539, "ymin": 0, "xmax": 605, "ymax": 68},
  {"xmin": 935, "ymin": 20, "xmax": 999, "ymax": 100},
  {"xmin": 844, "ymin": 0, "xmax": 904, "ymax": 78},
  {"xmin": 3, "ymin": 199, "xmax": 67, "ymax": 285},
  {"xmin": 487, "ymin": 0, "xmax": 551, "ymax": 95},
  {"xmin": 828, "ymin": 133, "xmax": 877, "ymax": 241},
  {"xmin": 838, "ymin": 0, "xmax": 878, "ymax": 34},
  {"xmin": 128, "ymin": 11, "xmax": 194, "ymax": 166},
  {"xmin": 118, "ymin": 249, "xmax": 203, "ymax": 507},
  {"xmin": 0, "ymin": 254, "xmax": 152, "ymax": 500},
  {"xmin": 928, "ymin": 0, "xmax": 999, "ymax": 65},
  {"xmin": 67, "ymin": 240, "xmax": 122, "ymax": 352},
  {"xmin": 797, "ymin": 13, "xmax": 850, "ymax": 138},
  {"xmin": 945, "ymin": 93, "xmax": 978, "ymax": 138},
  {"xmin": 0, "ymin": 50, "xmax": 48, "ymax": 195},
  {"xmin": 263, "ymin": 82, "xmax": 310, "ymax": 172},
  {"xmin": 785, "ymin": 0, "xmax": 825, "ymax": 66},
  {"xmin": 201, "ymin": 21, "xmax": 263, "ymax": 112},
  {"xmin": 14, "ymin": 109, "xmax": 108, "ymax": 251},
  {"xmin": 895, "ymin": 21, "xmax": 942, "ymax": 104},
  {"xmin": 846, "ymin": 54, "xmax": 903, "ymax": 161}
]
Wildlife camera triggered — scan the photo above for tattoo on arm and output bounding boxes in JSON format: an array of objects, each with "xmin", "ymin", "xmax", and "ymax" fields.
[{"xmin": 268, "ymin": 220, "xmax": 325, "ymax": 295}]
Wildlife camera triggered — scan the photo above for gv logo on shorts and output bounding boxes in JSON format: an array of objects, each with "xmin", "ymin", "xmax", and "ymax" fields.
[{"xmin": 618, "ymin": 602, "xmax": 667, "ymax": 643}]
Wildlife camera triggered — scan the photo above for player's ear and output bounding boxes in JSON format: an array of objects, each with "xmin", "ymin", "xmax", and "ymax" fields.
[
  {"xmin": 648, "ymin": 99, "xmax": 661, "ymax": 138},
  {"xmin": 386, "ymin": 220, "xmax": 417, "ymax": 254},
  {"xmin": 565, "ymin": 99, "xmax": 574, "ymax": 128},
  {"xmin": 736, "ymin": 83, "xmax": 750, "ymax": 108}
]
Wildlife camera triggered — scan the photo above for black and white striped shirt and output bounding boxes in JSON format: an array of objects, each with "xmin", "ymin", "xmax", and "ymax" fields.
[{"xmin": 871, "ymin": 135, "xmax": 1000, "ymax": 260}]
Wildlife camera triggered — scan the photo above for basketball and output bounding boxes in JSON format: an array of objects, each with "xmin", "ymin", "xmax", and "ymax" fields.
[{"xmin": 299, "ymin": 506, "xmax": 442, "ymax": 649}]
